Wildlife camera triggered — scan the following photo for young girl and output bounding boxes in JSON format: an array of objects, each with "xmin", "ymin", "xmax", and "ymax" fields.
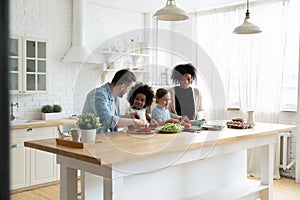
[
  {"xmin": 126, "ymin": 82, "xmax": 154, "ymax": 122},
  {"xmin": 151, "ymin": 88, "xmax": 180, "ymax": 125}
]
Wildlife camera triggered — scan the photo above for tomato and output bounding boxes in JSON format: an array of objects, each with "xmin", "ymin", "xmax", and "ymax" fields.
[
  {"xmin": 184, "ymin": 123, "xmax": 191, "ymax": 128},
  {"xmin": 138, "ymin": 127, "xmax": 151, "ymax": 132}
]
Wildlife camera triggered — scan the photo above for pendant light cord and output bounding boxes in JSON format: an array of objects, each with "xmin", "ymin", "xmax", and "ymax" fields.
[
  {"xmin": 246, "ymin": 0, "xmax": 250, "ymax": 18},
  {"xmin": 247, "ymin": 0, "xmax": 249, "ymax": 11}
]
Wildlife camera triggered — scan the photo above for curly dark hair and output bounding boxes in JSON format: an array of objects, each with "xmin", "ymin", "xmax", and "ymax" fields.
[
  {"xmin": 127, "ymin": 82, "xmax": 154, "ymax": 108},
  {"xmin": 171, "ymin": 63, "xmax": 197, "ymax": 84}
]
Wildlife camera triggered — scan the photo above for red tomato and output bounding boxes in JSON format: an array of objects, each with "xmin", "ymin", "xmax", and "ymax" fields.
[
  {"xmin": 139, "ymin": 127, "xmax": 151, "ymax": 132},
  {"xmin": 184, "ymin": 123, "xmax": 191, "ymax": 128}
]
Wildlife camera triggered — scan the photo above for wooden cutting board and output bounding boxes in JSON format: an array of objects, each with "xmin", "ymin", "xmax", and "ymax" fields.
[{"xmin": 55, "ymin": 138, "xmax": 84, "ymax": 148}]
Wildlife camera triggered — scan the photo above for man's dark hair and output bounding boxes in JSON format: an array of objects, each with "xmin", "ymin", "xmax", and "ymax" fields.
[
  {"xmin": 171, "ymin": 63, "xmax": 197, "ymax": 84},
  {"xmin": 111, "ymin": 69, "xmax": 136, "ymax": 86},
  {"xmin": 127, "ymin": 82, "xmax": 154, "ymax": 108}
]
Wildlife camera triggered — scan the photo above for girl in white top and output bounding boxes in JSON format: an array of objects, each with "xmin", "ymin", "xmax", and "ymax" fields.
[
  {"xmin": 126, "ymin": 83, "xmax": 154, "ymax": 122},
  {"xmin": 152, "ymin": 88, "xmax": 180, "ymax": 126}
]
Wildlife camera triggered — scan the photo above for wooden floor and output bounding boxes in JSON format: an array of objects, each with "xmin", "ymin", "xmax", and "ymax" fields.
[{"xmin": 10, "ymin": 177, "xmax": 300, "ymax": 200}]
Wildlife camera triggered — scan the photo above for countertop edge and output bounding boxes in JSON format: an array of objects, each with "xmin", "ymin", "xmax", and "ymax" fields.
[{"xmin": 10, "ymin": 119, "xmax": 76, "ymax": 130}]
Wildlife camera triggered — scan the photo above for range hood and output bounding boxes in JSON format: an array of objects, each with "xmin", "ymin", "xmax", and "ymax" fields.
[{"xmin": 62, "ymin": 0, "xmax": 98, "ymax": 63}]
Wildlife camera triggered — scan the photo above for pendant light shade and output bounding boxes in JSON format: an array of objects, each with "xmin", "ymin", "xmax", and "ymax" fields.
[
  {"xmin": 153, "ymin": 0, "xmax": 189, "ymax": 21},
  {"xmin": 233, "ymin": 0, "xmax": 261, "ymax": 34}
]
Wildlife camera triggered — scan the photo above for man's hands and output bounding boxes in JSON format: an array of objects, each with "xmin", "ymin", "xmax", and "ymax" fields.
[
  {"xmin": 134, "ymin": 119, "xmax": 148, "ymax": 126},
  {"xmin": 129, "ymin": 112, "xmax": 148, "ymax": 127}
]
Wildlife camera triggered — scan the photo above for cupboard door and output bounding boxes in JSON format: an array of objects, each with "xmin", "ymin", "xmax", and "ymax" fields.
[
  {"xmin": 29, "ymin": 127, "xmax": 59, "ymax": 184},
  {"xmin": 10, "ymin": 137, "xmax": 30, "ymax": 190},
  {"xmin": 9, "ymin": 36, "xmax": 23, "ymax": 94},
  {"xmin": 30, "ymin": 149, "xmax": 57, "ymax": 185},
  {"xmin": 23, "ymin": 38, "xmax": 48, "ymax": 94}
]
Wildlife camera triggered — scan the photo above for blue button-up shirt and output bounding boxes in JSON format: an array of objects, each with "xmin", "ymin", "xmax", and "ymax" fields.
[{"xmin": 82, "ymin": 83, "xmax": 120, "ymax": 133}]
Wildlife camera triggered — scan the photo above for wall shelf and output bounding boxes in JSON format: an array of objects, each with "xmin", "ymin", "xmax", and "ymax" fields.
[{"xmin": 98, "ymin": 51, "xmax": 149, "ymax": 57}]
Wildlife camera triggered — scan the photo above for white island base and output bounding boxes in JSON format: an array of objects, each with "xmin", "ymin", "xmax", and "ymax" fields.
[{"xmin": 58, "ymin": 133, "xmax": 275, "ymax": 200}]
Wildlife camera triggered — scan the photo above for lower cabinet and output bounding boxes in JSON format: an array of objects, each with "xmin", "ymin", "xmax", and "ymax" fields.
[
  {"xmin": 10, "ymin": 126, "xmax": 59, "ymax": 190},
  {"xmin": 10, "ymin": 138, "xmax": 30, "ymax": 189}
]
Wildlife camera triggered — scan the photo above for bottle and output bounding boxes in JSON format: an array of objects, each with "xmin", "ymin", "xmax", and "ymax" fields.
[{"xmin": 247, "ymin": 110, "xmax": 255, "ymax": 128}]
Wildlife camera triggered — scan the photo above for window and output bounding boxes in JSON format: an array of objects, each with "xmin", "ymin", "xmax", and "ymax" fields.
[{"xmin": 195, "ymin": 0, "xmax": 299, "ymax": 116}]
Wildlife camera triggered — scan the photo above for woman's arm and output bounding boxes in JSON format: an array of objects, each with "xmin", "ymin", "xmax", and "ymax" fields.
[
  {"xmin": 193, "ymin": 88, "xmax": 204, "ymax": 119},
  {"xmin": 168, "ymin": 87, "xmax": 177, "ymax": 115}
]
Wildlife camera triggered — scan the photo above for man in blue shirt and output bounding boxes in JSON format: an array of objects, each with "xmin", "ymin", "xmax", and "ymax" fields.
[{"xmin": 82, "ymin": 69, "xmax": 147, "ymax": 133}]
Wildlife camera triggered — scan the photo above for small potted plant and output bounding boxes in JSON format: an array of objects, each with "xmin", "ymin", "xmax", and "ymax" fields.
[
  {"xmin": 41, "ymin": 104, "xmax": 62, "ymax": 120},
  {"xmin": 77, "ymin": 113, "xmax": 101, "ymax": 142}
]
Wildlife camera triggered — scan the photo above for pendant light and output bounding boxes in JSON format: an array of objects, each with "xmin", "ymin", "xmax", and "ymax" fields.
[
  {"xmin": 153, "ymin": 0, "xmax": 189, "ymax": 21},
  {"xmin": 233, "ymin": 0, "xmax": 261, "ymax": 34}
]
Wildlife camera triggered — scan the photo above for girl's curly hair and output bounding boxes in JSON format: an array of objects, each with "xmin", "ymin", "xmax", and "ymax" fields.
[
  {"xmin": 171, "ymin": 63, "xmax": 197, "ymax": 84},
  {"xmin": 127, "ymin": 82, "xmax": 154, "ymax": 108}
]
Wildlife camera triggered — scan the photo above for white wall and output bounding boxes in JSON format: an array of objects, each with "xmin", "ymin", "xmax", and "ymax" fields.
[{"xmin": 10, "ymin": 0, "xmax": 145, "ymax": 119}]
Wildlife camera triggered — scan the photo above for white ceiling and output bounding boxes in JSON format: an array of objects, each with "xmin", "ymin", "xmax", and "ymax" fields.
[{"xmin": 97, "ymin": 0, "xmax": 245, "ymax": 13}]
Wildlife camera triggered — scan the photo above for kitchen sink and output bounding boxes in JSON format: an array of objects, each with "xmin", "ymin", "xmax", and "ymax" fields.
[{"xmin": 10, "ymin": 119, "xmax": 45, "ymax": 125}]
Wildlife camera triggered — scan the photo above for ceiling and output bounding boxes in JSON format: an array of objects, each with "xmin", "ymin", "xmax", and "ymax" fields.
[{"xmin": 97, "ymin": 0, "xmax": 245, "ymax": 13}]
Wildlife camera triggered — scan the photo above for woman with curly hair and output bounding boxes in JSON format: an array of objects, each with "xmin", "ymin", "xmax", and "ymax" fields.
[
  {"xmin": 126, "ymin": 82, "xmax": 154, "ymax": 122},
  {"xmin": 169, "ymin": 63, "xmax": 204, "ymax": 120}
]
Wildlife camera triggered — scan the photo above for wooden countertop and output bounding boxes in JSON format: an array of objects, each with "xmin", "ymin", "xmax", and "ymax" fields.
[
  {"xmin": 11, "ymin": 119, "xmax": 76, "ymax": 130},
  {"xmin": 24, "ymin": 122, "xmax": 296, "ymax": 166}
]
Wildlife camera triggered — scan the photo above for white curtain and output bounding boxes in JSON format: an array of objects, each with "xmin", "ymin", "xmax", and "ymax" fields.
[
  {"xmin": 195, "ymin": 0, "xmax": 291, "ymax": 179},
  {"xmin": 196, "ymin": 1, "xmax": 290, "ymax": 119}
]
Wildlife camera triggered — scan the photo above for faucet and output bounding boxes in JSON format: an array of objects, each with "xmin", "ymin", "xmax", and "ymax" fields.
[{"xmin": 10, "ymin": 102, "xmax": 19, "ymax": 121}]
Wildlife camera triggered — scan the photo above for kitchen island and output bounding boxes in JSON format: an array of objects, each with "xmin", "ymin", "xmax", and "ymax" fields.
[{"xmin": 24, "ymin": 122, "xmax": 296, "ymax": 200}]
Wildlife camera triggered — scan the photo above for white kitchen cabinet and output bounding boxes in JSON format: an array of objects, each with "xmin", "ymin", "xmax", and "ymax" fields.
[
  {"xmin": 10, "ymin": 126, "xmax": 59, "ymax": 190},
  {"xmin": 9, "ymin": 36, "xmax": 22, "ymax": 93},
  {"xmin": 9, "ymin": 36, "xmax": 49, "ymax": 94},
  {"xmin": 10, "ymin": 136, "xmax": 30, "ymax": 189}
]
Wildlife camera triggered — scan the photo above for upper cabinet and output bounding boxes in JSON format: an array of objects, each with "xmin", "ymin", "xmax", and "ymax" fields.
[
  {"xmin": 9, "ymin": 36, "xmax": 22, "ymax": 92},
  {"xmin": 9, "ymin": 36, "xmax": 49, "ymax": 94}
]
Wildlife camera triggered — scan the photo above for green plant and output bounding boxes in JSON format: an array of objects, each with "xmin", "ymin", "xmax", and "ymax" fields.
[
  {"xmin": 53, "ymin": 104, "xmax": 62, "ymax": 112},
  {"xmin": 41, "ymin": 105, "xmax": 53, "ymax": 113},
  {"xmin": 41, "ymin": 104, "xmax": 62, "ymax": 113},
  {"xmin": 76, "ymin": 113, "xmax": 101, "ymax": 130}
]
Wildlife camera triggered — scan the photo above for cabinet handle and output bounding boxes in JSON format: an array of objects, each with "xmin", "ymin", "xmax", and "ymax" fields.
[
  {"xmin": 10, "ymin": 144, "xmax": 20, "ymax": 148},
  {"xmin": 27, "ymin": 128, "xmax": 33, "ymax": 132}
]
